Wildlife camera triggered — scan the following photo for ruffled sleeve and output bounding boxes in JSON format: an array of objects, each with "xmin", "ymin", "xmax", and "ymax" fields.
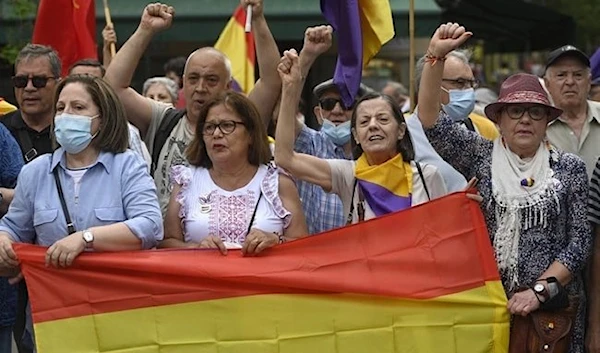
[
  {"xmin": 260, "ymin": 165, "xmax": 293, "ymax": 228},
  {"xmin": 169, "ymin": 165, "xmax": 193, "ymax": 219}
]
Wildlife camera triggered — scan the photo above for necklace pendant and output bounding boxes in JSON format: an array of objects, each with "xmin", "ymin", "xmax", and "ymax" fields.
[
  {"xmin": 520, "ymin": 178, "xmax": 535, "ymax": 187},
  {"xmin": 200, "ymin": 204, "xmax": 212, "ymax": 213}
]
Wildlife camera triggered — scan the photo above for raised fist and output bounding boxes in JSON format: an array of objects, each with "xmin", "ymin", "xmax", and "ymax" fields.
[
  {"xmin": 301, "ymin": 25, "xmax": 333, "ymax": 59},
  {"xmin": 139, "ymin": 3, "xmax": 175, "ymax": 34},
  {"xmin": 427, "ymin": 22, "xmax": 472, "ymax": 58}
]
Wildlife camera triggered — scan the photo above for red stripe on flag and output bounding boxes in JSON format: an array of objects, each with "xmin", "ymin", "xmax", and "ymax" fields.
[
  {"xmin": 16, "ymin": 192, "xmax": 500, "ymax": 323},
  {"xmin": 232, "ymin": 5, "xmax": 255, "ymax": 66}
]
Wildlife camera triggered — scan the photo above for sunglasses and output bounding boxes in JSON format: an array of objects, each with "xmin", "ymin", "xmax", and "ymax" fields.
[
  {"xmin": 12, "ymin": 75, "xmax": 56, "ymax": 89},
  {"xmin": 319, "ymin": 97, "xmax": 353, "ymax": 111}
]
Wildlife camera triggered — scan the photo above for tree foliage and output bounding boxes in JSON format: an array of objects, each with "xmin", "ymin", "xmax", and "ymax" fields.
[
  {"xmin": 0, "ymin": 0, "xmax": 37, "ymax": 64},
  {"xmin": 533, "ymin": 0, "xmax": 600, "ymax": 52}
]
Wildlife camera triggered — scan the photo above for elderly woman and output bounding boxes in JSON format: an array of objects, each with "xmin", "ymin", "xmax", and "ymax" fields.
[
  {"xmin": 143, "ymin": 76, "xmax": 178, "ymax": 106},
  {"xmin": 0, "ymin": 74, "xmax": 163, "ymax": 348},
  {"xmin": 274, "ymin": 50, "xmax": 447, "ymax": 224},
  {"xmin": 418, "ymin": 23, "xmax": 591, "ymax": 352},
  {"xmin": 159, "ymin": 91, "xmax": 307, "ymax": 255}
]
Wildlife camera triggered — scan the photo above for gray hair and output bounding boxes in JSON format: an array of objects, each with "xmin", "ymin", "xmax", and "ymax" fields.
[
  {"xmin": 415, "ymin": 49, "xmax": 472, "ymax": 94},
  {"xmin": 15, "ymin": 44, "xmax": 62, "ymax": 78},
  {"xmin": 184, "ymin": 47, "xmax": 232, "ymax": 82},
  {"xmin": 142, "ymin": 77, "xmax": 179, "ymax": 103},
  {"xmin": 384, "ymin": 81, "xmax": 408, "ymax": 96}
]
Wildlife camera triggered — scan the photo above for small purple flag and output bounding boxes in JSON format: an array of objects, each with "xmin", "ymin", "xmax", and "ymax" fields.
[{"xmin": 321, "ymin": 0, "xmax": 363, "ymax": 108}]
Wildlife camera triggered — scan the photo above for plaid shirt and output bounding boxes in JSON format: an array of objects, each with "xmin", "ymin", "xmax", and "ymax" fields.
[{"xmin": 295, "ymin": 126, "xmax": 349, "ymax": 234}]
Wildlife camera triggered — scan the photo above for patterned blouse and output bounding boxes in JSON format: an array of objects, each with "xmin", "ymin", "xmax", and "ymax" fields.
[{"xmin": 425, "ymin": 115, "xmax": 592, "ymax": 353}]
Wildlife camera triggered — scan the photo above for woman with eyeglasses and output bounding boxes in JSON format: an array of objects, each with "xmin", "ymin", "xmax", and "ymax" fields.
[
  {"xmin": 418, "ymin": 23, "xmax": 591, "ymax": 352},
  {"xmin": 275, "ymin": 50, "xmax": 448, "ymax": 225},
  {"xmin": 159, "ymin": 91, "xmax": 307, "ymax": 255}
]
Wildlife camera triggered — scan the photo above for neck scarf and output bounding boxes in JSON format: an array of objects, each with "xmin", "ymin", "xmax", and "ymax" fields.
[
  {"xmin": 491, "ymin": 138, "xmax": 559, "ymax": 292},
  {"xmin": 355, "ymin": 153, "xmax": 413, "ymax": 216}
]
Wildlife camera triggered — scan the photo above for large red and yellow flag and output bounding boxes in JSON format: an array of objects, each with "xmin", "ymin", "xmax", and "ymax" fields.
[
  {"xmin": 32, "ymin": 0, "xmax": 97, "ymax": 77},
  {"xmin": 214, "ymin": 6, "xmax": 256, "ymax": 94},
  {"xmin": 15, "ymin": 193, "xmax": 509, "ymax": 352}
]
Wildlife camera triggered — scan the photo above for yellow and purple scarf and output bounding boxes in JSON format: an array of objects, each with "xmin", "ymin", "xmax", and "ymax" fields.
[{"xmin": 355, "ymin": 153, "xmax": 413, "ymax": 216}]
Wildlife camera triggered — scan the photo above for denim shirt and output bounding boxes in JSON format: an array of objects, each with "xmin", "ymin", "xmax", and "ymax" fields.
[
  {"xmin": 0, "ymin": 148, "xmax": 163, "ymax": 249},
  {"xmin": 0, "ymin": 124, "xmax": 24, "ymax": 327}
]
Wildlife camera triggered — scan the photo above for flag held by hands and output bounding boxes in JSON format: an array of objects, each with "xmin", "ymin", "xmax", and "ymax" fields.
[
  {"xmin": 16, "ymin": 193, "xmax": 509, "ymax": 352},
  {"xmin": 321, "ymin": 0, "xmax": 395, "ymax": 107},
  {"xmin": 32, "ymin": 0, "xmax": 97, "ymax": 77},
  {"xmin": 214, "ymin": 6, "xmax": 256, "ymax": 94}
]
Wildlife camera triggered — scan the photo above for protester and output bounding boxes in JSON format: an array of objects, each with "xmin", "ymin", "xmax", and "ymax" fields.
[
  {"xmin": 0, "ymin": 74, "xmax": 163, "ymax": 351},
  {"xmin": 406, "ymin": 49, "xmax": 499, "ymax": 193},
  {"xmin": 102, "ymin": 24, "xmax": 117, "ymax": 68},
  {"xmin": 142, "ymin": 77, "xmax": 178, "ymax": 106},
  {"xmin": 381, "ymin": 80, "xmax": 410, "ymax": 113},
  {"xmin": 418, "ymin": 23, "xmax": 591, "ymax": 353},
  {"xmin": 67, "ymin": 60, "xmax": 152, "ymax": 170},
  {"xmin": 105, "ymin": 1, "xmax": 282, "ymax": 216},
  {"xmin": 163, "ymin": 56, "xmax": 186, "ymax": 109},
  {"xmin": 276, "ymin": 49, "xmax": 447, "ymax": 224},
  {"xmin": 544, "ymin": 45, "xmax": 600, "ymax": 179},
  {"xmin": 0, "ymin": 125, "xmax": 24, "ymax": 353},
  {"xmin": 0, "ymin": 44, "xmax": 59, "ymax": 352},
  {"xmin": 160, "ymin": 91, "xmax": 306, "ymax": 254}
]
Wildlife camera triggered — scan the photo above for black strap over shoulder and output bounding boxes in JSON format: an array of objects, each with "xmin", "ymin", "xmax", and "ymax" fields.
[
  {"xmin": 52, "ymin": 168, "xmax": 76, "ymax": 235},
  {"xmin": 151, "ymin": 108, "xmax": 186, "ymax": 174},
  {"xmin": 462, "ymin": 117, "xmax": 476, "ymax": 132},
  {"xmin": 0, "ymin": 110, "xmax": 37, "ymax": 162},
  {"xmin": 415, "ymin": 162, "xmax": 431, "ymax": 201}
]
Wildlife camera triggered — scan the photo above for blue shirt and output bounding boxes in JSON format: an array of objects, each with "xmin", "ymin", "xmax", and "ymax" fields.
[
  {"xmin": 0, "ymin": 148, "xmax": 163, "ymax": 249},
  {"xmin": 0, "ymin": 124, "xmax": 24, "ymax": 327},
  {"xmin": 295, "ymin": 126, "xmax": 348, "ymax": 234},
  {"xmin": 406, "ymin": 113, "xmax": 467, "ymax": 192}
]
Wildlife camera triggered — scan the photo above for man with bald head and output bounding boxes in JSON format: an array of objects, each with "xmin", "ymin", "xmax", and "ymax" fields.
[{"xmin": 105, "ymin": 1, "xmax": 282, "ymax": 214}]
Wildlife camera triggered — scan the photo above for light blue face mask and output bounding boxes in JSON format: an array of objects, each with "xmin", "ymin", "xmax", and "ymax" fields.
[
  {"xmin": 54, "ymin": 113, "xmax": 99, "ymax": 154},
  {"xmin": 321, "ymin": 119, "xmax": 351, "ymax": 146},
  {"xmin": 442, "ymin": 87, "xmax": 475, "ymax": 122}
]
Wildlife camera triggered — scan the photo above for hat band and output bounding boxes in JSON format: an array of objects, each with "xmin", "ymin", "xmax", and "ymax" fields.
[{"xmin": 499, "ymin": 91, "xmax": 550, "ymax": 105}]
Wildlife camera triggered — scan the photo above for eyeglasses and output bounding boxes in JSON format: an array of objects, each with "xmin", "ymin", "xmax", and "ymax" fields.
[
  {"xmin": 202, "ymin": 120, "xmax": 245, "ymax": 135},
  {"xmin": 12, "ymin": 75, "xmax": 56, "ymax": 89},
  {"xmin": 319, "ymin": 97, "xmax": 352, "ymax": 111},
  {"xmin": 504, "ymin": 105, "xmax": 549, "ymax": 121},
  {"xmin": 442, "ymin": 78, "xmax": 479, "ymax": 89}
]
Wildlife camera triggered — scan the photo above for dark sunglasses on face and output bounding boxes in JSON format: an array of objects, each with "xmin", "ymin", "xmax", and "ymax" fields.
[
  {"xmin": 504, "ymin": 105, "xmax": 549, "ymax": 121},
  {"xmin": 202, "ymin": 120, "xmax": 245, "ymax": 135},
  {"xmin": 11, "ymin": 75, "xmax": 56, "ymax": 89},
  {"xmin": 319, "ymin": 97, "xmax": 353, "ymax": 111}
]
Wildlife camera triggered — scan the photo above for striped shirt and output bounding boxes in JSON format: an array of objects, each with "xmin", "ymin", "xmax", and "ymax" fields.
[
  {"xmin": 588, "ymin": 157, "xmax": 600, "ymax": 225},
  {"xmin": 294, "ymin": 126, "xmax": 349, "ymax": 235}
]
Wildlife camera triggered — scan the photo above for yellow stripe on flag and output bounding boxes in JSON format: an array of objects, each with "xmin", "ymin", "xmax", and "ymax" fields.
[{"xmin": 35, "ymin": 284, "xmax": 508, "ymax": 353}]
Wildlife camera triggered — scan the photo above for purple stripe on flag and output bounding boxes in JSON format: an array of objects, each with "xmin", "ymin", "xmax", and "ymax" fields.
[
  {"xmin": 358, "ymin": 179, "xmax": 412, "ymax": 217},
  {"xmin": 320, "ymin": 0, "xmax": 362, "ymax": 108}
]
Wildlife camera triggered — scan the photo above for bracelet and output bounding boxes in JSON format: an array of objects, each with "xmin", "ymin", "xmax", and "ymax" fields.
[{"xmin": 424, "ymin": 51, "xmax": 447, "ymax": 66}]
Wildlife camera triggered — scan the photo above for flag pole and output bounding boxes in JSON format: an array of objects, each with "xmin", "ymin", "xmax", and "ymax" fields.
[
  {"xmin": 103, "ymin": 0, "xmax": 116, "ymax": 57},
  {"xmin": 409, "ymin": 0, "xmax": 415, "ymax": 113}
]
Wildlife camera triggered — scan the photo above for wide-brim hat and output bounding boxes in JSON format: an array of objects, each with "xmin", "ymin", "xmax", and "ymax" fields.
[
  {"xmin": 484, "ymin": 73, "xmax": 562, "ymax": 123},
  {"xmin": 313, "ymin": 79, "xmax": 372, "ymax": 99}
]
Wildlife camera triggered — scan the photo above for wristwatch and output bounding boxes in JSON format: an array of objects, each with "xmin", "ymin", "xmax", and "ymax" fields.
[
  {"xmin": 82, "ymin": 229, "xmax": 94, "ymax": 249},
  {"xmin": 533, "ymin": 282, "xmax": 549, "ymax": 302}
]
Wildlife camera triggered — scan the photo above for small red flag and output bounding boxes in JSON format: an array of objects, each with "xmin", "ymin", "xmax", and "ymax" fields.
[{"xmin": 32, "ymin": 0, "xmax": 97, "ymax": 77}]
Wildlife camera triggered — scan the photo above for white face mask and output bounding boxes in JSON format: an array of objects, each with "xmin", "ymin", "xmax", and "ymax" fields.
[{"xmin": 54, "ymin": 113, "xmax": 99, "ymax": 154}]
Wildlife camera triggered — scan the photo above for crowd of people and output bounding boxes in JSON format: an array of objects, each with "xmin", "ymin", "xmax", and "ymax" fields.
[{"xmin": 0, "ymin": 1, "xmax": 599, "ymax": 352}]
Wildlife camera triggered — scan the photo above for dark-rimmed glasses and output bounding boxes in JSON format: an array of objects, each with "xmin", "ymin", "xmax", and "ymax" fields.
[
  {"xmin": 202, "ymin": 120, "xmax": 245, "ymax": 135},
  {"xmin": 319, "ymin": 97, "xmax": 352, "ymax": 111},
  {"xmin": 504, "ymin": 105, "xmax": 549, "ymax": 121},
  {"xmin": 442, "ymin": 78, "xmax": 479, "ymax": 89},
  {"xmin": 12, "ymin": 75, "xmax": 56, "ymax": 89}
]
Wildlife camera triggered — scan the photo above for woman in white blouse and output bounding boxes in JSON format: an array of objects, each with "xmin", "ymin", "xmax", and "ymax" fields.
[{"xmin": 159, "ymin": 91, "xmax": 307, "ymax": 255}]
